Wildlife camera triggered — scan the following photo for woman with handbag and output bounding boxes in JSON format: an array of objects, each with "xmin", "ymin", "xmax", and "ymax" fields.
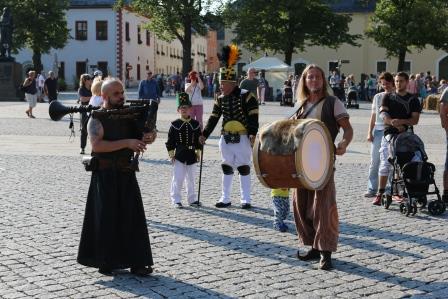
[{"xmin": 22, "ymin": 70, "xmax": 38, "ymax": 118}]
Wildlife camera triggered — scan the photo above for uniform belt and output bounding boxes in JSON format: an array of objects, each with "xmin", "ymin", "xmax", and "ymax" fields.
[
  {"xmin": 97, "ymin": 157, "xmax": 134, "ymax": 171},
  {"xmin": 222, "ymin": 130, "xmax": 247, "ymax": 135}
]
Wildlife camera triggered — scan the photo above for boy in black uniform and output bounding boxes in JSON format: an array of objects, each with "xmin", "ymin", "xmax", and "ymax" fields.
[{"xmin": 166, "ymin": 92, "xmax": 202, "ymax": 208}]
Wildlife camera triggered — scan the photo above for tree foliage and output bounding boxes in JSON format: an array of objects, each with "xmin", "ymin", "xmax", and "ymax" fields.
[
  {"xmin": 120, "ymin": 0, "xmax": 218, "ymax": 77},
  {"xmin": 366, "ymin": 0, "xmax": 448, "ymax": 72},
  {"xmin": 223, "ymin": 0, "xmax": 360, "ymax": 65},
  {"xmin": 0, "ymin": 0, "xmax": 69, "ymax": 72}
]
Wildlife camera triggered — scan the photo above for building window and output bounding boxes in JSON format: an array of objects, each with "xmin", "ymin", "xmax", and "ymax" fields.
[
  {"xmin": 376, "ymin": 61, "xmax": 387, "ymax": 73},
  {"xmin": 125, "ymin": 22, "xmax": 130, "ymax": 41},
  {"xmin": 146, "ymin": 30, "xmax": 150, "ymax": 46},
  {"xmin": 58, "ymin": 62, "xmax": 65, "ymax": 80},
  {"xmin": 403, "ymin": 61, "xmax": 411, "ymax": 73},
  {"xmin": 75, "ymin": 21, "xmax": 87, "ymax": 40},
  {"xmin": 97, "ymin": 61, "xmax": 108, "ymax": 77},
  {"xmin": 137, "ymin": 25, "xmax": 142, "ymax": 44},
  {"xmin": 76, "ymin": 61, "xmax": 87, "ymax": 80},
  {"xmin": 328, "ymin": 61, "xmax": 339, "ymax": 73},
  {"xmin": 137, "ymin": 64, "xmax": 141, "ymax": 80},
  {"xmin": 96, "ymin": 21, "xmax": 108, "ymax": 40}
]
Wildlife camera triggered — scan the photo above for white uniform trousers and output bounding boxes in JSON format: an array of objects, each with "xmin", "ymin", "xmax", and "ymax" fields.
[
  {"xmin": 219, "ymin": 135, "xmax": 252, "ymax": 204},
  {"xmin": 170, "ymin": 160, "xmax": 197, "ymax": 204}
]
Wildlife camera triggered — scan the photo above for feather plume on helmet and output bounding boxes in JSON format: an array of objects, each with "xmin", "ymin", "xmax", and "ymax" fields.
[{"xmin": 218, "ymin": 44, "xmax": 240, "ymax": 82}]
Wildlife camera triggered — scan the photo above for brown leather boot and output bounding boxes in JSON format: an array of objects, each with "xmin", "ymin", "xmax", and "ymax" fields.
[
  {"xmin": 319, "ymin": 251, "xmax": 333, "ymax": 270},
  {"xmin": 297, "ymin": 248, "xmax": 320, "ymax": 261}
]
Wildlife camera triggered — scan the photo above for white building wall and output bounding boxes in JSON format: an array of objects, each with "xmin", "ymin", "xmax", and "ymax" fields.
[
  {"xmin": 154, "ymin": 39, "xmax": 183, "ymax": 76},
  {"xmin": 15, "ymin": 8, "xmax": 117, "ymax": 88},
  {"xmin": 192, "ymin": 34, "xmax": 207, "ymax": 73},
  {"xmin": 122, "ymin": 10, "xmax": 155, "ymax": 87}
]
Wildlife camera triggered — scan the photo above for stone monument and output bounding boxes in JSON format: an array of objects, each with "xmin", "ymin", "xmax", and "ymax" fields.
[{"xmin": 0, "ymin": 7, "xmax": 23, "ymax": 101}]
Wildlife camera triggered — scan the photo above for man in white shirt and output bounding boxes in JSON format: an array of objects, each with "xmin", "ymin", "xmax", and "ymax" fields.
[{"xmin": 37, "ymin": 72, "xmax": 45, "ymax": 102}]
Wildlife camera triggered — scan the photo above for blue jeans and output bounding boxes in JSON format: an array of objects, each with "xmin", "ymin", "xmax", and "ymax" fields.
[{"xmin": 367, "ymin": 129, "xmax": 383, "ymax": 194}]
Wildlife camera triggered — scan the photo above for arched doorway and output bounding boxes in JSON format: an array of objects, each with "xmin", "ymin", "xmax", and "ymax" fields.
[{"xmin": 438, "ymin": 55, "xmax": 448, "ymax": 80}]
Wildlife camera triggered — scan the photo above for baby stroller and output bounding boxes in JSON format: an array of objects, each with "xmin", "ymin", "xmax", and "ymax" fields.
[
  {"xmin": 381, "ymin": 131, "xmax": 446, "ymax": 216},
  {"xmin": 281, "ymin": 85, "xmax": 294, "ymax": 107},
  {"xmin": 345, "ymin": 86, "xmax": 359, "ymax": 109}
]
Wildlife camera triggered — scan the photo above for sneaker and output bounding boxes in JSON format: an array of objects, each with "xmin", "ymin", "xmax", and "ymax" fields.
[
  {"xmin": 189, "ymin": 201, "xmax": 201, "ymax": 207},
  {"xmin": 273, "ymin": 223, "xmax": 286, "ymax": 232},
  {"xmin": 241, "ymin": 203, "xmax": 252, "ymax": 209},
  {"xmin": 173, "ymin": 202, "xmax": 183, "ymax": 208},
  {"xmin": 278, "ymin": 223, "xmax": 288, "ymax": 232},
  {"xmin": 215, "ymin": 202, "xmax": 231, "ymax": 208},
  {"xmin": 80, "ymin": 148, "xmax": 85, "ymax": 155},
  {"xmin": 392, "ymin": 195, "xmax": 404, "ymax": 203},
  {"xmin": 364, "ymin": 192, "xmax": 376, "ymax": 198},
  {"xmin": 372, "ymin": 194, "xmax": 382, "ymax": 206}
]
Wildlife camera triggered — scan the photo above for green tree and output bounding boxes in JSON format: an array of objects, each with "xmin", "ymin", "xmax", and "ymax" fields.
[
  {"xmin": 223, "ymin": 0, "xmax": 360, "ymax": 65},
  {"xmin": 366, "ymin": 0, "xmax": 448, "ymax": 72},
  {"xmin": 0, "ymin": 0, "xmax": 69, "ymax": 72},
  {"xmin": 118, "ymin": 0, "xmax": 216, "ymax": 77}
]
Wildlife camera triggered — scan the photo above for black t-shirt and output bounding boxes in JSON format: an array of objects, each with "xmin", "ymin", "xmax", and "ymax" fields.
[
  {"xmin": 44, "ymin": 78, "xmax": 58, "ymax": 94},
  {"xmin": 78, "ymin": 86, "xmax": 92, "ymax": 103},
  {"xmin": 381, "ymin": 92, "xmax": 421, "ymax": 120}
]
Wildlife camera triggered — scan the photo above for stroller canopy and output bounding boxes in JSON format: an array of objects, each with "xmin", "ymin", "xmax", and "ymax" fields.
[{"xmin": 393, "ymin": 132, "xmax": 427, "ymax": 161}]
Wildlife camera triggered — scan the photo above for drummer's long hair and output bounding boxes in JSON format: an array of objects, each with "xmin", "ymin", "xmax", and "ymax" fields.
[{"xmin": 296, "ymin": 64, "xmax": 330, "ymax": 104}]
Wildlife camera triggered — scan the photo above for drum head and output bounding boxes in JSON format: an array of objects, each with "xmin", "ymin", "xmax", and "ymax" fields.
[{"xmin": 296, "ymin": 121, "xmax": 333, "ymax": 190}]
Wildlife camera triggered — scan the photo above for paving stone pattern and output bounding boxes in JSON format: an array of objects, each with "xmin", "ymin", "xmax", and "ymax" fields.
[{"xmin": 0, "ymin": 93, "xmax": 447, "ymax": 298}]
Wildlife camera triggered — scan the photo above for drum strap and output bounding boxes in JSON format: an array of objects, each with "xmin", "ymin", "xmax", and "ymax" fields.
[{"xmin": 293, "ymin": 96, "xmax": 326, "ymax": 119}]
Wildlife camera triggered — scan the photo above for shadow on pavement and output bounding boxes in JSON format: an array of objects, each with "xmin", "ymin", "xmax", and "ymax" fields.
[
  {"xmin": 336, "ymin": 260, "xmax": 448, "ymax": 295},
  {"xmin": 149, "ymin": 220, "xmax": 303, "ymax": 266},
  {"xmin": 97, "ymin": 273, "xmax": 233, "ymax": 298},
  {"xmin": 341, "ymin": 222, "xmax": 448, "ymax": 251}
]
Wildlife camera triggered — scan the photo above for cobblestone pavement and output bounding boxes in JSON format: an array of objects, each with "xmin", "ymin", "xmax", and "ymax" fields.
[{"xmin": 1, "ymin": 93, "xmax": 448, "ymax": 298}]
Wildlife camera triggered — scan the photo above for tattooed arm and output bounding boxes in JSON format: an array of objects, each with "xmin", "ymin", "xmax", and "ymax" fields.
[{"xmin": 88, "ymin": 117, "xmax": 147, "ymax": 153}]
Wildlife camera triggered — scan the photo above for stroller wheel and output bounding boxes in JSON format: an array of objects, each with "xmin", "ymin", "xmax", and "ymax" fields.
[
  {"xmin": 383, "ymin": 194, "xmax": 392, "ymax": 209},
  {"xmin": 417, "ymin": 196, "xmax": 427, "ymax": 209},
  {"xmin": 399, "ymin": 202, "xmax": 408, "ymax": 215},
  {"xmin": 400, "ymin": 201, "xmax": 412, "ymax": 216},
  {"xmin": 428, "ymin": 201, "xmax": 446, "ymax": 216}
]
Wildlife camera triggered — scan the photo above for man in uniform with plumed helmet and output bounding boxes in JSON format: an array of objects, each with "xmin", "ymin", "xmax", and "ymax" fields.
[{"xmin": 199, "ymin": 45, "xmax": 259, "ymax": 209}]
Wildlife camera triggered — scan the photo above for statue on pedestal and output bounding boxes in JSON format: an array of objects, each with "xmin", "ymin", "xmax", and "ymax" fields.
[{"xmin": 0, "ymin": 7, "xmax": 13, "ymax": 60}]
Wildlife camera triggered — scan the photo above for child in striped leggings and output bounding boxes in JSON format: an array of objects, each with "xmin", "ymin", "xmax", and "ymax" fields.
[{"xmin": 271, "ymin": 188, "xmax": 290, "ymax": 232}]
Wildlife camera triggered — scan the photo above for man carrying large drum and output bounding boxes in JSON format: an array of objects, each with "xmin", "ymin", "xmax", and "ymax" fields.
[{"xmin": 292, "ymin": 64, "xmax": 353, "ymax": 270}]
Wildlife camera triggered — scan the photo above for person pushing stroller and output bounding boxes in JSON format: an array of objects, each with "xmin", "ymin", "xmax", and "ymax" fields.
[{"xmin": 372, "ymin": 72, "xmax": 422, "ymax": 206}]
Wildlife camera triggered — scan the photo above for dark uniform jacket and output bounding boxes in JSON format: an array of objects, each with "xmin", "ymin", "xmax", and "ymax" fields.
[
  {"xmin": 166, "ymin": 117, "xmax": 202, "ymax": 165},
  {"xmin": 202, "ymin": 87, "xmax": 259, "ymax": 138}
]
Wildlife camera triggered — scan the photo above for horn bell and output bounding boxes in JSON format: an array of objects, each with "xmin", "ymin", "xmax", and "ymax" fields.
[{"xmin": 49, "ymin": 100, "xmax": 72, "ymax": 121}]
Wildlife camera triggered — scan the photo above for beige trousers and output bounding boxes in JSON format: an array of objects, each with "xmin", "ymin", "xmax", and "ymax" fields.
[{"xmin": 292, "ymin": 173, "xmax": 339, "ymax": 252}]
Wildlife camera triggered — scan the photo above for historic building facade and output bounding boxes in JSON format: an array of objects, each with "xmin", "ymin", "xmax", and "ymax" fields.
[{"xmin": 15, "ymin": 0, "xmax": 207, "ymax": 88}]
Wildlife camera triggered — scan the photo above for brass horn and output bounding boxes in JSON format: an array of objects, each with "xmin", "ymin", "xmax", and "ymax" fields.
[{"xmin": 48, "ymin": 101, "xmax": 100, "ymax": 121}]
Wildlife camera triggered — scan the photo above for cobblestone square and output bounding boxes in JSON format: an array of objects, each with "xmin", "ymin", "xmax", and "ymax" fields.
[{"xmin": 1, "ymin": 93, "xmax": 447, "ymax": 298}]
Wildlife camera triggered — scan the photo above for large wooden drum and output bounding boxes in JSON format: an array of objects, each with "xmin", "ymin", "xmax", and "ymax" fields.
[{"xmin": 253, "ymin": 119, "xmax": 334, "ymax": 190}]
